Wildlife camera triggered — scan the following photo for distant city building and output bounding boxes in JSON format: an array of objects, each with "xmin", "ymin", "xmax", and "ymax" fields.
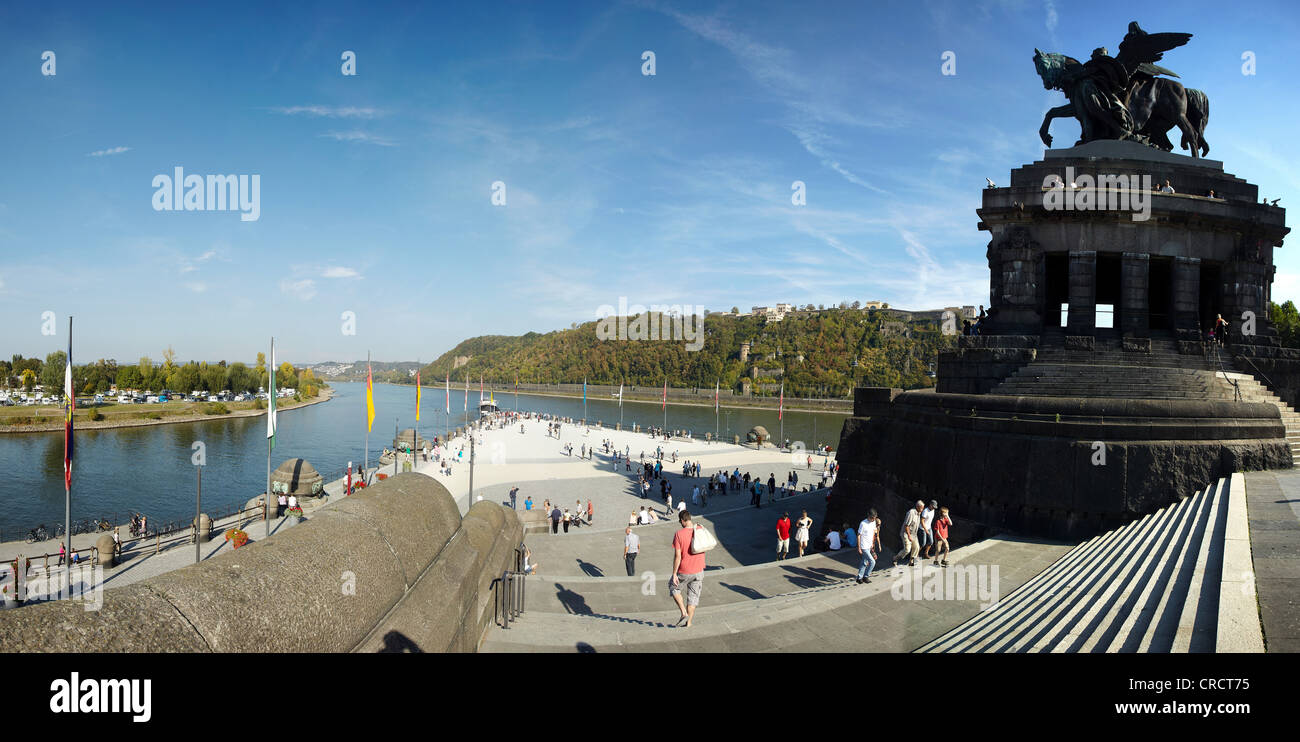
[{"xmin": 752, "ymin": 304, "xmax": 793, "ymax": 322}]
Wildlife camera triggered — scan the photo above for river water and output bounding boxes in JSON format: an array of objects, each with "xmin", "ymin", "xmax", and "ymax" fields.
[{"xmin": 0, "ymin": 382, "xmax": 848, "ymax": 538}]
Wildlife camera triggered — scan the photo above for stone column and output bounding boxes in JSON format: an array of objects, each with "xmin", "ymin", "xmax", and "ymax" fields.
[
  {"xmin": 1226, "ymin": 259, "xmax": 1271, "ymax": 344},
  {"xmin": 1067, "ymin": 250, "xmax": 1096, "ymax": 336},
  {"xmin": 1173, "ymin": 256, "xmax": 1201, "ymax": 339},
  {"xmin": 1121, "ymin": 252, "xmax": 1149, "ymax": 338}
]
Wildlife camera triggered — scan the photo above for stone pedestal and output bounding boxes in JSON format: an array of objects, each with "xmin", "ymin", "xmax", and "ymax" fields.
[
  {"xmin": 194, "ymin": 513, "xmax": 212, "ymax": 543},
  {"xmin": 95, "ymin": 534, "xmax": 115, "ymax": 566}
]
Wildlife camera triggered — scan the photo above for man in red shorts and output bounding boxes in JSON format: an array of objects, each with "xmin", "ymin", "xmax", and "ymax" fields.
[{"xmin": 670, "ymin": 510, "xmax": 706, "ymax": 628}]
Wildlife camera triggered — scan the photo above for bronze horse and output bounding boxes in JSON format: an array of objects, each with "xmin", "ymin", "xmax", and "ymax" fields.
[
  {"xmin": 1034, "ymin": 24, "xmax": 1208, "ymax": 158},
  {"xmin": 1128, "ymin": 76, "xmax": 1209, "ymax": 157}
]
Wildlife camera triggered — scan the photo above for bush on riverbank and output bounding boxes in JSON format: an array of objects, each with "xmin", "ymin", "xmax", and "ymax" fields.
[
  {"xmin": 88, "ymin": 409, "xmax": 105, "ymax": 421},
  {"xmin": 202, "ymin": 402, "xmax": 230, "ymax": 415}
]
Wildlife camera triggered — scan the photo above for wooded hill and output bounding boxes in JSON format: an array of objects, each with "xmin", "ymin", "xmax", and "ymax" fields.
[{"xmin": 416, "ymin": 308, "xmax": 957, "ymax": 399}]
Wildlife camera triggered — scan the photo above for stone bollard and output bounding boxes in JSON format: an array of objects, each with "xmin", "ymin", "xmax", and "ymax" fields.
[
  {"xmin": 615, "ymin": 423, "xmax": 621, "ymax": 431},
  {"xmin": 95, "ymin": 534, "xmax": 115, "ymax": 567},
  {"xmin": 732, "ymin": 434, "xmax": 740, "ymax": 445},
  {"xmin": 193, "ymin": 514, "xmax": 212, "ymax": 543}
]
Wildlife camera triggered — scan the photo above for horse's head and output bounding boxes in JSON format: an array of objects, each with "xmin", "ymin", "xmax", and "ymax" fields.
[{"xmin": 1033, "ymin": 48, "xmax": 1066, "ymax": 91}]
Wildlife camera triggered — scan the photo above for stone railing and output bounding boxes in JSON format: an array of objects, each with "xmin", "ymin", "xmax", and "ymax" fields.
[{"xmin": 0, "ymin": 473, "xmax": 523, "ymax": 653}]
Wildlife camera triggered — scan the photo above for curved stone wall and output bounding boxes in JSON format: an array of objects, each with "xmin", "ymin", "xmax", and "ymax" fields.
[
  {"xmin": 824, "ymin": 391, "xmax": 1290, "ymax": 544},
  {"xmin": 0, "ymin": 473, "xmax": 522, "ymax": 653}
]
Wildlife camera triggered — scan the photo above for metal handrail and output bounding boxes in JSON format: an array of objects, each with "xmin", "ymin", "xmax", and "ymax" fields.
[
  {"xmin": 1236, "ymin": 352, "xmax": 1279, "ymax": 393},
  {"xmin": 1207, "ymin": 342, "xmax": 1242, "ymax": 403},
  {"xmin": 494, "ymin": 544, "xmax": 530, "ymax": 629}
]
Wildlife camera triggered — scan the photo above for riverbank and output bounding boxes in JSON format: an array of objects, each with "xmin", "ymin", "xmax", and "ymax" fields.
[
  {"xmin": 0, "ymin": 419, "xmax": 836, "ymax": 598},
  {"xmin": 0, "ymin": 387, "xmax": 334, "ymax": 434},
  {"xmin": 398, "ymin": 384, "xmax": 854, "ymax": 414}
]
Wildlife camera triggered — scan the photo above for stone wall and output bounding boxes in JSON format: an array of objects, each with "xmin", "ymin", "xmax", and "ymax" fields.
[
  {"xmin": 0, "ymin": 473, "xmax": 523, "ymax": 653},
  {"xmin": 1233, "ymin": 345, "xmax": 1300, "ymax": 410},
  {"xmin": 823, "ymin": 389, "xmax": 1290, "ymax": 543},
  {"xmin": 936, "ymin": 335, "xmax": 1038, "ymax": 394}
]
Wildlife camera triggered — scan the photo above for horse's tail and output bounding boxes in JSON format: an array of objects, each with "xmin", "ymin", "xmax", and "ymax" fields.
[{"xmin": 1188, "ymin": 88, "xmax": 1210, "ymax": 155}]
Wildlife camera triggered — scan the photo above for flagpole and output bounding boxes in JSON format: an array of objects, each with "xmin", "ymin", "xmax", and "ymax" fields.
[
  {"xmin": 414, "ymin": 365, "xmax": 420, "ymax": 471},
  {"xmin": 64, "ymin": 315, "xmax": 72, "ymax": 593},
  {"xmin": 266, "ymin": 336, "xmax": 273, "ymax": 539},
  {"xmin": 364, "ymin": 350, "xmax": 370, "ymax": 485}
]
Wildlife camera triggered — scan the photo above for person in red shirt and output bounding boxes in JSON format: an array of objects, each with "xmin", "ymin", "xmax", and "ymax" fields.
[
  {"xmin": 776, "ymin": 513, "xmax": 792, "ymax": 560},
  {"xmin": 932, "ymin": 507, "xmax": 952, "ymax": 567},
  {"xmin": 670, "ymin": 510, "xmax": 706, "ymax": 628}
]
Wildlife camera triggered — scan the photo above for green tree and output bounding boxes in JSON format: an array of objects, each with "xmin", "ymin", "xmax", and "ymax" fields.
[
  {"xmin": 1271, "ymin": 301, "xmax": 1300, "ymax": 348},
  {"xmin": 21, "ymin": 368, "xmax": 37, "ymax": 393},
  {"xmin": 169, "ymin": 362, "xmax": 201, "ymax": 393},
  {"xmin": 41, "ymin": 351, "xmax": 67, "ymax": 395},
  {"xmin": 116, "ymin": 365, "xmax": 142, "ymax": 389},
  {"xmin": 228, "ymin": 362, "xmax": 257, "ymax": 393},
  {"xmin": 277, "ymin": 361, "xmax": 298, "ymax": 390}
]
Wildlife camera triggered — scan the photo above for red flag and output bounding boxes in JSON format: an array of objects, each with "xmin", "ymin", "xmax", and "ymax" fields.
[
  {"xmin": 778, "ymin": 382, "xmax": 784, "ymax": 421},
  {"xmin": 64, "ymin": 321, "xmax": 74, "ymax": 490}
]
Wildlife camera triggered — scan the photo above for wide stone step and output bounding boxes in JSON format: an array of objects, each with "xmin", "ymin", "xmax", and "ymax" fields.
[
  {"xmin": 1067, "ymin": 484, "xmax": 1209, "ymax": 653},
  {"xmin": 919, "ymin": 477, "xmax": 1232, "ymax": 653},
  {"xmin": 919, "ymin": 507, "xmax": 1162, "ymax": 653},
  {"xmin": 1034, "ymin": 490, "xmax": 1205, "ymax": 653}
]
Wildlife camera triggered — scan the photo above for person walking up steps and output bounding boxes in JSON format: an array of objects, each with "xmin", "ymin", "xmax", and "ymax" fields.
[
  {"xmin": 856, "ymin": 509, "xmax": 879, "ymax": 584},
  {"xmin": 795, "ymin": 510, "xmax": 813, "ymax": 557},
  {"xmin": 894, "ymin": 501, "xmax": 922, "ymax": 568},
  {"xmin": 932, "ymin": 507, "xmax": 953, "ymax": 567},
  {"xmin": 918, "ymin": 500, "xmax": 936, "ymax": 560},
  {"xmin": 776, "ymin": 513, "xmax": 791, "ymax": 560},
  {"xmin": 669, "ymin": 510, "xmax": 707, "ymax": 628},
  {"xmin": 624, "ymin": 526, "xmax": 640, "ymax": 576}
]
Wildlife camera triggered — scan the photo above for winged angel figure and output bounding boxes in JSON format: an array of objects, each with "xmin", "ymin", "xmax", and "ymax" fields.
[{"xmin": 1034, "ymin": 22, "xmax": 1209, "ymax": 158}]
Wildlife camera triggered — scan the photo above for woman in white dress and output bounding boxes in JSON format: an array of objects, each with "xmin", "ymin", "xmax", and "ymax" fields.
[{"xmin": 795, "ymin": 510, "xmax": 813, "ymax": 557}]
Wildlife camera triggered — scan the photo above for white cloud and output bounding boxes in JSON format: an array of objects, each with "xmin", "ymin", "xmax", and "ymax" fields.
[
  {"xmin": 280, "ymin": 278, "xmax": 317, "ymax": 300},
  {"xmin": 87, "ymin": 146, "xmax": 131, "ymax": 157},
  {"xmin": 322, "ymin": 266, "xmax": 361, "ymax": 279},
  {"xmin": 179, "ymin": 248, "xmax": 219, "ymax": 274},
  {"xmin": 320, "ymin": 130, "xmax": 396, "ymax": 146},
  {"xmin": 272, "ymin": 105, "xmax": 382, "ymax": 119},
  {"xmin": 185, "ymin": 282, "xmax": 207, "ymax": 293}
]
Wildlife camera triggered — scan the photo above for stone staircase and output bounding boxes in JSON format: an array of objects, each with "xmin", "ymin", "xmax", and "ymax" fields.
[
  {"xmin": 917, "ymin": 474, "xmax": 1262, "ymax": 653},
  {"xmin": 988, "ymin": 340, "xmax": 1300, "ymax": 463},
  {"xmin": 1220, "ymin": 370, "xmax": 1300, "ymax": 465}
]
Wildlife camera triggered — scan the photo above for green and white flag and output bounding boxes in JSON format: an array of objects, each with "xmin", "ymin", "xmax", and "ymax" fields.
[{"xmin": 267, "ymin": 340, "xmax": 277, "ymax": 450}]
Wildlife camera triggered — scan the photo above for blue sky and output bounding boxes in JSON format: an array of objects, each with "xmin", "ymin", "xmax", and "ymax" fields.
[{"xmin": 1, "ymin": 0, "xmax": 1297, "ymax": 364}]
